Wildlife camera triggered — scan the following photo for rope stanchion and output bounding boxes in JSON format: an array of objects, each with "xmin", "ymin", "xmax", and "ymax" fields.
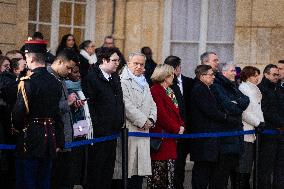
[
  {"xmin": 253, "ymin": 129, "xmax": 261, "ymax": 189},
  {"xmin": 122, "ymin": 127, "xmax": 129, "ymax": 189}
]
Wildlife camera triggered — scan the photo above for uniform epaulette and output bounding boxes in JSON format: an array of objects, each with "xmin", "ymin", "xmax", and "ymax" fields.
[
  {"xmin": 20, "ymin": 76, "xmax": 31, "ymax": 81},
  {"xmin": 18, "ymin": 76, "xmax": 31, "ymax": 113}
]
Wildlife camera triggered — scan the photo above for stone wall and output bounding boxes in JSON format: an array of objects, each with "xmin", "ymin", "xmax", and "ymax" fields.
[
  {"xmin": 0, "ymin": 0, "xmax": 282, "ymax": 68},
  {"xmin": 0, "ymin": 0, "xmax": 28, "ymax": 54},
  {"xmin": 235, "ymin": 0, "xmax": 284, "ymax": 69},
  {"xmin": 95, "ymin": 0, "xmax": 164, "ymax": 63}
]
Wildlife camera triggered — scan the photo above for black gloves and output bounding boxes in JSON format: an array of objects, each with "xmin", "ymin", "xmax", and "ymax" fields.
[{"xmin": 255, "ymin": 122, "xmax": 265, "ymax": 133}]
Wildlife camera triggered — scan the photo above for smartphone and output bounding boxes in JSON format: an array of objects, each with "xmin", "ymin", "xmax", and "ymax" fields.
[{"xmin": 81, "ymin": 98, "xmax": 89, "ymax": 102}]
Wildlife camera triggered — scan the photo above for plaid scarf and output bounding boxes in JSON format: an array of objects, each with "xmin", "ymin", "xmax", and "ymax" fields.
[{"xmin": 165, "ymin": 87, "xmax": 178, "ymax": 108}]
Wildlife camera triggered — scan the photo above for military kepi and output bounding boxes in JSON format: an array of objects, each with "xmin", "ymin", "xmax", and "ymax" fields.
[{"xmin": 24, "ymin": 40, "xmax": 48, "ymax": 54}]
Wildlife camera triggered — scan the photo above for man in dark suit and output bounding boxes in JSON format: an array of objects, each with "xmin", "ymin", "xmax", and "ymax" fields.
[
  {"xmin": 83, "ymin": 47, "xmax": 124, "ymax": 189},
  {"xmin": 257, "ymin": 64, "xmax": 284, "ymax": 189},
  {"xmin": 95, "ymin": 36, "xmax": 126, "ymax": 73},
  {"xmin": 164, "ymin": 55, "xmax": 195, "ymax": 189},
  {"xmin": 189, "ymin": 65, "xmax": 239, "ymax": 189}
]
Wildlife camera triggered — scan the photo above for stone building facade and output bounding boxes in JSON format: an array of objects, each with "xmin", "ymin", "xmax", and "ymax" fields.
[{"xmin": 0, "ymin": 0, "xmax": 283, "ymax": 77}]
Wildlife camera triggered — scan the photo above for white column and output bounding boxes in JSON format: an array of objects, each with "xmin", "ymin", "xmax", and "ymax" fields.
[
  {"xmin": 198, "ymin": 0, "xmax": 209, "ymax": 63},
  {"xmin": 50, "ymin": 0, "xmax": 60, "ymax": 54},
  {"xmin": 162, "ymin": 0, "xmax": 172, "ymax": 61},
  {"xmin": 85, "ymin": 0, "xmax": 96, "ymax": 42}
]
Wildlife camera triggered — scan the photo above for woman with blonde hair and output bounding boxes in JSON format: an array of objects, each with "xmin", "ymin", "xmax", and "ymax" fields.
[{"xmin": 148, "ymin": 64, "xmax": 184, "ymax": 188}]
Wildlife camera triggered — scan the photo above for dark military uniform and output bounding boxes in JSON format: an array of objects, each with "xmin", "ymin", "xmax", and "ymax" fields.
[
  {"xmin": 13, "ymin": 67, "xmax": 63, "ymax": 158},
  {"xmin": 13, "ymin": 40, "xmax": 63, "ymax": 189}
]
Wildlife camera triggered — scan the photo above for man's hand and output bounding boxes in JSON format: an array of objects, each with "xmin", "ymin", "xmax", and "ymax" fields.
[
  {"xmin": 73, "ymin": 100, "xmax": 85, "ymax": 108},
  {"xmin": 178, "ymin": 126, "xmax": 185, "ymax": 134},
  {"xmin": 68, "ymin": 93, "xmax": 77, "ymax": 106}
]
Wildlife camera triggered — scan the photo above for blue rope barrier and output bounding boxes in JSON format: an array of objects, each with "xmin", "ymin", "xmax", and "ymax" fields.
[
  {"xmin": 0, "ymin": 129, "xmax": 282, "ymax": 150},
  {"xmin": 128, "ymin": 130, "xmax": 256, "ymax": 139},
  {"xmin": 0, "ymin": 144, "xmax": 16, "ymax": 150},
  {"xmin": 64, "ymin": 133, "xmax": 120, "ymax": 148}
]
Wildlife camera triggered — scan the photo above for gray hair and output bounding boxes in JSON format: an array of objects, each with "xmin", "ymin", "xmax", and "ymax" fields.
[
  {"xmin": 200, "ymin": 51, "xmax": 217, "ymax": 64},
  {"xmin": 219, "ymin": 61, "xmax": 235, "ymax": 72},
  {"xmin": 128, "ymin": 52, "xmax": 146, "ymax": 61}
]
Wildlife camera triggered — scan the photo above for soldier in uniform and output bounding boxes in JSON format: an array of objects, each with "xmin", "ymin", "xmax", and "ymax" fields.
[{"xmin": 12, "ymin": 40, "xmax": 64, "ymax": 189}]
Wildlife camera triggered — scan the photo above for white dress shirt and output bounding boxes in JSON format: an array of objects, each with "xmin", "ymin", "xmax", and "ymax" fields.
[{"xmin": 177, "ymin": 75, "xmax": 183, "ymax": 95}]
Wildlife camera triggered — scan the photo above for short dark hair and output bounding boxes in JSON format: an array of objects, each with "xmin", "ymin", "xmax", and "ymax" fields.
[
  {"xmin": 32, "ymin": 32, "xmax": 44, "ymax": 40},
  {"xmin": 195, "ymin": 65, "xmax": 212, "ymax": 79},
  {"xmin": 278, "ymin": 60, "xmax": 284, "ymax": 64},
  {"xmin": 79, "ymin": 40, "xmax": 92, "ymax": 50},
  {"xmin": 263, "ymin": 64, "xmax": 278, "ymax": 74},
  {"xmin": 200, "ymin": 52, "xmax": 216, "ymax": 64},
  {"xmin": 55, "ymin": 48, "xmax": 79, "ymax": 64},
  {"xmin": 28, "ymin": 53, "xmax": 46, "ymax": 64},
  {"xmin": 164, "ymin": 56, "xmax": 181, "ymax": 69},
  {"xmin": 104, "ymin": 35, "xmax": 113, "ymax": 41},
  {"xmin": 240, "ymin": 66, "xmax": 260, "ymax": 82},
  {"xmin": 97, "ymin": 47, "xmax": 119, "ymax": 65}
]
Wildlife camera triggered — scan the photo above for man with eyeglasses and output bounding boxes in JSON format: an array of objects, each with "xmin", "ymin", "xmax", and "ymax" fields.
[
  {"xmin": 210, "ymin": 62, "xmax": 249, "ymax": 188},
  {"xmin": 189, "ymin": 65, "xmax": 240, "ymax": 189},
  {"xmin": 83, "ymin": 47, "xmax": 124, "ymax": 189},
  {"xmin": 273, "ymin": 60, "xmax": 284, "ymax": 188},
  {"xmin": 257, "ymin": 64, "xmax": 284, "ymax": 189},
  {"xmin": 95, "ymin": 36, "xmax": 127, "ymax": 73}
]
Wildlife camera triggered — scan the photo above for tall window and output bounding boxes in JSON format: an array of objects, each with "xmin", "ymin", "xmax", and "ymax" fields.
[
  {"xmin": 163, "ymin": 0, "xmax": 236, "ymax": 77},
  {"xmin": 28, "ymin": 0, "xmax": 96, "ymax": 53}
]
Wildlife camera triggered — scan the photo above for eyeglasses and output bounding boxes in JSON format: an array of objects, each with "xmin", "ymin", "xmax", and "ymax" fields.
[
  {"xmin": 109, "ymin": 59, "xmax": 120, "ymax": 63},
  {"xmin": 272, "ymin": 73, "xmax": 280, "ymax": 77},
  {"xmin": 202, "ymin": 73, "xmax": 215, "ymax": 77}
]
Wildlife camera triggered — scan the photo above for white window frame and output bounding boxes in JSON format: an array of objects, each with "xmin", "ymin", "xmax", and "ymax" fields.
[
  {"xmin": 28, "ymin": 0, "xmax": 96, "ymax": 54},
  {"xmin": 162, "ymin": 0, "xmax": 234, "ymax": 63}
]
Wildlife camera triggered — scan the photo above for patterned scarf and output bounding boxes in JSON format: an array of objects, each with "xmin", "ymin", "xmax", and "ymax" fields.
[{"xmin": 165, "ymin": 87, "xmax": 179, "ymax": 108}]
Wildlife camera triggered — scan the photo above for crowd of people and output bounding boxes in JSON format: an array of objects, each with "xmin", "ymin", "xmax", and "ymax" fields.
[{"xmin": 0, "ymin": 31, "xmax": 284, "ymax": 189}]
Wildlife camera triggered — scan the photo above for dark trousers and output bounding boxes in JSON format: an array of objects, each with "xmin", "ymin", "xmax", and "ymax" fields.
[
  {"xmin": 174, "ymin": 139, "xmax": 190, "ymax": 189},
  {"xmin": 210, "ymin": 154, "xmax": 239, "ymax": 189},
  {"xmin": 52, "ymin": 145, "xmax": 86, "ymax": 189},
  {"xmin": 273, "ymin": 137, "xmax": 284, "ymax": 189},
  {"xmin": 15, "ymin": 158, "xmax": 52, "ymax": 189},
  {"xmin": 86, "ymin": 140, "xmax": 117, "ymax": 189},
  {"xmin": 0, "ymin": 151, "xmax": 15, "ymax": 189},
  {"xmin": 258, "ymin": 135, "xmax": 284, "ymax": 189},
  {"xmin": 192, "ymin": 161, "xmax": 216, "ymax": 189},
  {"xmin": 112, "ymin": 176, "xmax": 144, "ymax": 189}
]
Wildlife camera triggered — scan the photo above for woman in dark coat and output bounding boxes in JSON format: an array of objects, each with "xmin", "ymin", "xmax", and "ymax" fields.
[{"xmin": 148, "ymin": 64, "xmax": 184, "ymax": 188}]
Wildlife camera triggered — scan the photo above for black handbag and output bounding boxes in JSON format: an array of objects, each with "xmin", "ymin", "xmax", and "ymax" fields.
[
  {"xmin": 150, "ymin": 138, "xmax": 163, "ymax": 152},
  {"xmin": 150, "ymin": 130, "xmax": 164, "ymax": 152}
]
